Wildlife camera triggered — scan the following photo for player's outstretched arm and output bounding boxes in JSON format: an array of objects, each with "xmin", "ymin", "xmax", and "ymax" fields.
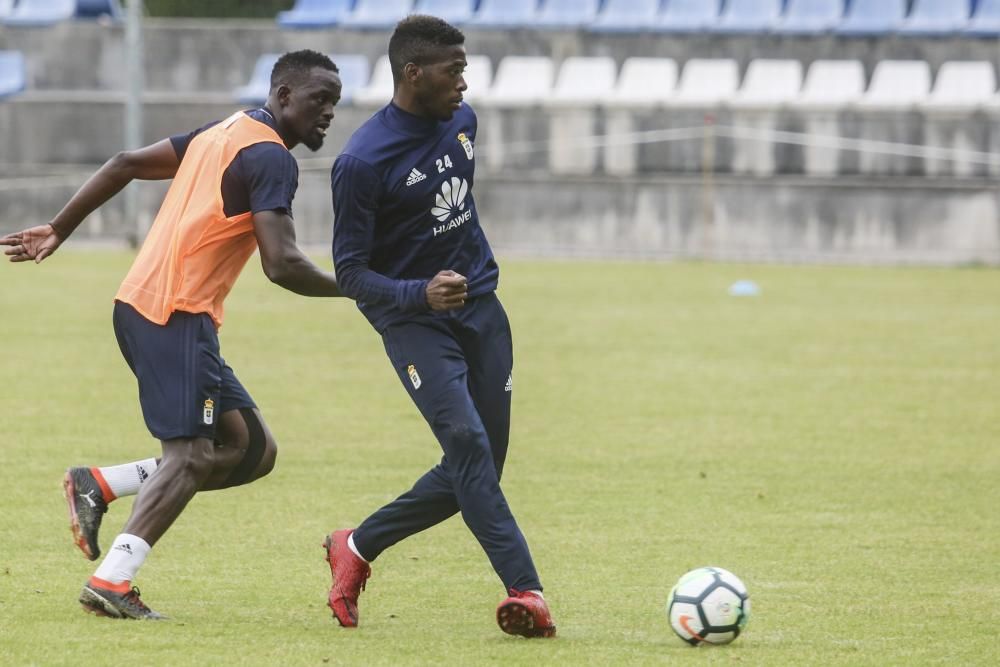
[
  {"xmin": 0, "ymin": 139, "xmax": 180, "ymax": 264},
  {"xmin": 253, "ymin": 210, "xmax": 341, "ymax": 297}
]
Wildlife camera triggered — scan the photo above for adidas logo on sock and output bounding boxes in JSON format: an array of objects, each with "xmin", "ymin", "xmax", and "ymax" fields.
[
  {"xmin": 405, "ymin": 168, "xmax": 426, "ymax": 186},
  {"xmin": 114, "ymin": 542, "xmax": 133, "ymax": 555},
  {"xmin": 136, "ymin": 464, "xmax": 148, "ymax": 482}
]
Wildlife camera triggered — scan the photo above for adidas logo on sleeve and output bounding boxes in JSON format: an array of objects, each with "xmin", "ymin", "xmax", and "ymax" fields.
[{"xmin": 405, "ymin": 168, "xmax": 427, "ymax": 187}]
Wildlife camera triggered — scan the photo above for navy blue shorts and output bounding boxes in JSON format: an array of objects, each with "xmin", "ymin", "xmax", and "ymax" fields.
[{"xmin": 112, "ymin": 301, "xmax": 256, "ymax": 441}]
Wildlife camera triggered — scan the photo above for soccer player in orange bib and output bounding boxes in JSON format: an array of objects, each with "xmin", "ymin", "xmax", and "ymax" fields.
[{"xmin": 2, "ymin": 50, "xmax": 342, "ymax": 619}]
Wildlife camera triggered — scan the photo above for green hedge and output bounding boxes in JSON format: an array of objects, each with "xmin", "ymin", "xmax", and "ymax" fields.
[{"xmin": 144, "ymin": 0, "xmax": 295, "ymax": 19}]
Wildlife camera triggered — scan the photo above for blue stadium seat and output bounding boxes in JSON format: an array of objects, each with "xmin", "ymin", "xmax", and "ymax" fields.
[
  {"xmin": 277, "ymin": 0, "xmax": 353, "ymax": 29},
  {"xmin": 967, "ymin": 0, "xmax": 1000, "ymax": 35},
  {"xmin": 413, "ymin": 0, "xmax": 475, "ymax": 24},
  {"xmin": 0, "ymin": 0, "xmax": 13, "ymax": 20},
  {"xmin": 835, "ymin": 0, "xmax": 905, "ymax": 35},
  {"xmin": 654, "ymin": 0, "xmax": 721, "ymax": 33},
  {"xmin": 0, "ymin": 50, "xmax": 26, "ymax": 99},
  {"xmin": 2, "ymin": 0, "xmax": 75, "ymax": 26},
  {"xmin": 713, "ymin": 0, "xmax": 782, "ymax": 33},
  {"xmin": 233, "ymin": 53, "xmax": 280, "ymax": 105},
  {"xmin": 75, "ymin": 0, "xmax": 122, "ymax": 20},
  {"xmin": 898, "ymin": 0, "xmax": 970, "ymax": 35},
  {"xmin": 590, "ymin": 0, "xmax": 661, "ymax": 33},
  {"xmin": 340, "ymin": 0, "xmax": 413, "ymax": 29},
  {"xmin": 534, "ymin": 0, "xmax": 600, "ymax": 28},
  {"xmin": 774, "ymin": 0, "xmax": 843, "ymax": 35},
  {"xmin": 327, "ymin": 53, "xmax": 370, "ymax": 104},
  {"xmin": 468, "ymin": 0, "xmax": 537, "ymax": 28}
]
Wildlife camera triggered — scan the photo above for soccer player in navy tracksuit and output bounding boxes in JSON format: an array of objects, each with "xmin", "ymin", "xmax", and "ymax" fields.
[{"xmin": 323, "ymin": 16, "xmax": 556, "ymax": 637}]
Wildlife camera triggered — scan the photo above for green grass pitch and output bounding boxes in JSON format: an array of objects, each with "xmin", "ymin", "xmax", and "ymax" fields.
[{"xmin": 1, "ymin": 252, "xmax": 998, "ymax": 665}]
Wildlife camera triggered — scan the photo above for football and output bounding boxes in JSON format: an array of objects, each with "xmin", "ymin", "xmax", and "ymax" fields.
[{"xmin": 667, "ymin": 566, "xmax": 750, "ymax": 646}]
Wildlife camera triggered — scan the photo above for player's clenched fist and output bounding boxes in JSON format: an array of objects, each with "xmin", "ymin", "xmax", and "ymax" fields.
[{"xmin": 426, "ymin": 269, "xmax": 468, "ymax": 311}]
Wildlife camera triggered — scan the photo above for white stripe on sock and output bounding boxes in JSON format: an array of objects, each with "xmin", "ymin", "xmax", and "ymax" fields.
[
  {"xmin": 347, "ymin": 532, "xmax": 369, "ymax": 563},
  {"xmin": 98, "ymin": 458, "xmax": 158, "ymax": 498},
  {"xmin": 93, "ymin": 534, "xmax": 151, "ymax": 584}
]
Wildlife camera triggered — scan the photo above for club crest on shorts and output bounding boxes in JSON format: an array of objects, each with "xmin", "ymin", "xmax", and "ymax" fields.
[
  {"xmin": 203, "ymin": 398, "xmax": 215, "ymax": 425},
  {"xmin": 457, "ymin": 132, "xmax": 474, "ymax": 160},
  {"xmin": 407, "ymin": 364, "xmax": 422, "ymax": 389}
]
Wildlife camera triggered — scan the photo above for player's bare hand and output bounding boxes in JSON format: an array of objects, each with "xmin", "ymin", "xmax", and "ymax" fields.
[
  {"xmin": 426, "ymin": 270, "xmax": 468, "ymax": 311},
  {"xmin": 0, "ymin": 224, "xmax": 63, "ymax": 263}
]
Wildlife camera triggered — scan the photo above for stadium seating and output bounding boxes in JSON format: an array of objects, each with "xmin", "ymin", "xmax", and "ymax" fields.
[
  {"xmin": 791, "ymin": 59, "xmax": 866, "ymax": 108},
  {"xmin": 340, "ymin": 0, "xmax": 413, "ymax": 30},
  {"xmin": 460, "ymin": 55, "xmax": 493, "ymax": 102},
  {"xmin": 654, "ymin": 0, "xmax": 721, "ymax": 33},
  {"xmin": 589, "ymin": 0, "xmax": 661, "ymax": 33},
  {"xmin": 920, "ymin": 61, "xmax": 996, "ymax": 110},
  {"xmin": 277, "ymin": 0, "xmax": 353, "ymax": 29},
  {"xmin": 855, "ymin": 60, "xmax": 931, "ymax": 108},
  {"xmin": 75, "ymin": 0, "xmax": 122, "ymax": 20},
  {"xmin": 730, "ymin": 59, "xmax": 803, "ymax": 108},
  {"xmin": 482, "ymin": 56, "xmax": 554, "ymax": 107},
  {"xmin": 353, "ymin": 54, "xmax": 394, "ymax": 105},
  {"xmin": 534, "ymin": 0, "xmax": 601, "ymax": 29},
  {"xmin": 836, "ymin": 0, "xmax": 906, "ymax": 35},
  {"xmin": 774, "ymin": 0, "xmax": 844, "ymax": 35},
  {"xmin": 233, "ymin": 53, "xmax": 280, "ymax": 105},
  {"xmin": 2, "ymin": 0, "xmax": 75, "ymax": 26},
  {"xmin": 468, "ymin": 0, "xmax": 537, "ymax": 28},
  {"xmin": 966, "ymin": 0, "xmax": 1000, "ymax": 35},
  {"xmin": 713, "ymin": 0, "xmax": 783, "ymax": 34},
  {"xmin": 0, "ymin": 50, "xmax": 26, "ymax": 99},
  {"xmin": 604, "ymin": 57, "xmax": 678, "ymax": 107},
  {"xmin": 413, "ymin": 0, "xmax": 475, "ymax": 25},
  {"xmin": 545, "ymin": 56, "xmax": 617, "ymax": 106},
  {"xmin": 898, "ymin": 0, "xmax": 970, "ymax": 35},
  {"xmin": 328, "ymin": 54, "xmax": 371, "ymax": 104},
  {"xmin": 668, "ymin": 59, "xmax": 740, "ymax": 107}
]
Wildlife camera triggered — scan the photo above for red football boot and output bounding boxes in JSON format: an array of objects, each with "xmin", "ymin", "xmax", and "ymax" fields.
[
  {"xmin": 496, "ymin": 589, "xmax": 557, "ymax": 638},
  {"xmin": 322, "ymin": 529, "xmax": 371, "ymax": 628}
]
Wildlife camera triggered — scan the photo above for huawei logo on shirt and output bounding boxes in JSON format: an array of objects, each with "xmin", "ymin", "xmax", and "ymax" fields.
[
  {"xmin": 431, "ymin": 177, "xmax": 468, "ymax": 221},
  {"xmin": 431, "ymin": 177, "xmax": 472, "ymax": 236}
]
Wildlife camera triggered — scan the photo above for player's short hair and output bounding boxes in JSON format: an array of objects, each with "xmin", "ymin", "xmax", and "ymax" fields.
[
  {"xmin": 388, "ymin": 15, "xmax": 465, "ymax": 86},
  {"xmin": 270, "ymin": 50, "xmax": 338, "ymax": 91}
]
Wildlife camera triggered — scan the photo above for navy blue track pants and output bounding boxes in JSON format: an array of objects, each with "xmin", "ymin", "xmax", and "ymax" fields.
[{"xmin": 352, "ymin": 293, "xmax": 541, "ymax": 593}]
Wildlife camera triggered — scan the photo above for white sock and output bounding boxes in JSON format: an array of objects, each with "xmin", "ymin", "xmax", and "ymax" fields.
[
  {"xmin": 97, "ymin": 458, "xmax": 158, "ymax": 499},
  {"xmin": 92, "ymin": 534, "xmax": 151, "ymax": 584},
  {"xmin": 527, "ymin": 590, "xmax": 544, "ymax": 599},
  {"xmin": 347, "ymin": 532, "xmax": 369, "ymax": 563}
]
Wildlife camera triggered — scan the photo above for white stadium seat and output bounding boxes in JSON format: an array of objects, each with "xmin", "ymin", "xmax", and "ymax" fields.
[
  {"xmin": 481, "ymin": 56, "xmax": 554, "ymax": 107},
  {"xmin": 792, "ymin": 60, "xmax": 866, "ymax": 109},
  {"xmin": 855, "ymin": 60, "xmax": 932, "ymax": 109},
  {"xmin": 546, "ymin": 56, "xmax": 617, "ymax": 107},
  {"xmin": 729, "ymin": 59, "xmax": 803, "ymax": 109},
  {"xmin": 605, "ymin": 57, "xmax": 678, "ymax": 107},
  {"xmin": 668, "ymin": 58, "xmax": 740, "ymax": 107},
  {"xmin": 353, "ymin": 55, "xmax": 394, "ymax": 105},
  {"xmin": 921, "ymin": 61, "xmax": 996, "ymax": 110},
  {"xmin": 460, "ymin": 55, "xmax": 493, "ymax": 103}
]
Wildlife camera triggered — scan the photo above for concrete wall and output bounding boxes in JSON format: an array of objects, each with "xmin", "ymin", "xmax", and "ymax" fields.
[{"xmin": 3, "ymin": 164, "xmax": 996, "ymax": 266}]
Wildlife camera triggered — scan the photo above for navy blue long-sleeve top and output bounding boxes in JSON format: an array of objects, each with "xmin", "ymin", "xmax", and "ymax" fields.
[{"xmin": 331, "ymin": 102, "xmax": 499, "ymax": 332}]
